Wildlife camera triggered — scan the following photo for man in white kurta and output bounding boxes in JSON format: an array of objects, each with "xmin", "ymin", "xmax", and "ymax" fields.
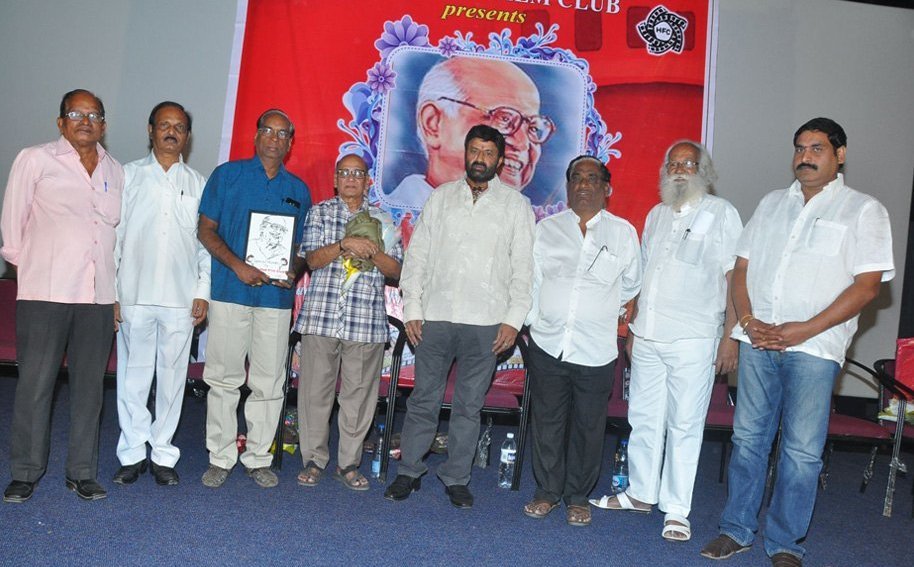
[
  {"xmin": 113, "ymin": 102, "xmax": 210, "ymax": 486},
  {"xmin": 590, "ymin": 141, "xmax": 742, "ymax": 542}
]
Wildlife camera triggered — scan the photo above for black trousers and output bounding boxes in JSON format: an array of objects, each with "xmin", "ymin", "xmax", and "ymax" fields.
[
  {"xmin": 528, "ymin": 338, "xmax": 614, "ymax": 506},
  {"xmin": 10, "ymin": 301, "xmax": 113, "ymax": 482}
]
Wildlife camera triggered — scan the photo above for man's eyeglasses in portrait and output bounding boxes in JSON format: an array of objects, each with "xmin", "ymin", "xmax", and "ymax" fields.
[{"xmin": 438, "ymin": 97, "xmax": 555, "ymax": 145}]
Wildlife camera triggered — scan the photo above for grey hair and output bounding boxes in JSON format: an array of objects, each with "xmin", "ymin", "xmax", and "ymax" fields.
[{"xmin": 660, "ymin": 140, "xmax": 717, "ymax": 187}]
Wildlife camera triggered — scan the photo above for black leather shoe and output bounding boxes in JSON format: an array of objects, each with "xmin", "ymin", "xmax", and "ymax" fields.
[
  {"xmin": 65, "ymin": 478, "xmax": 107, "ymax": 501},
  {"xmin": 445, "ymin": 483, "xmax": 473, "ymax": 509},
  {"xmin": 112, "ymin": 460, "xmax": 148, "ymax": 485},
  {"xmin": 384, "ymin": 474, "xmax": 421, "ymax": 501},
  {"xmin": 4, "ymin": 480, "xmax": 36, "ymax": 503},
  {"xmin": 150, "ymin": 462, "xmax": 179, "ymax": 486}
]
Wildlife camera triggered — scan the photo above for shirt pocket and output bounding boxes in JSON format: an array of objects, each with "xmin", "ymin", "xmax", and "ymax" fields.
[
  {"xmin": 174, "ymin": 196, "xmax": 200, "ymax": 230},
  {"xmin": 675, "ymin": 232, "xmax": 706, "ymax": 265},
  {"xmin": 590, "ymin": 251, "xmax": 620, "ymax": 284},
  {"xmin": 93, "ymin": 190, "xmax": 121, "ymax": 226},
  {"xmin": 807, "ymin": 219, "xmax": 846, "ymax": 257}
]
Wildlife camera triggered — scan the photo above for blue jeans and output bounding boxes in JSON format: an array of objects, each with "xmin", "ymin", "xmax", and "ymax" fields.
[{"xmin": 720, "ymin": 344, "xmax": 839, "ymax": 559}]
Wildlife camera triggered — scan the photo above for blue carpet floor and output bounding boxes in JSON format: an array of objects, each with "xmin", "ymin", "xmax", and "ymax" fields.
[{"xmin": 0, "ymin": 373, "xmax": 911, "ymax": 566}]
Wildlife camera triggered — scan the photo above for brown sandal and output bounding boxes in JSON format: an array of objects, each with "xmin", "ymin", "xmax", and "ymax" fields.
[
  {"xmin": 296, "ymin": 461, "xmax": 323, "ymax": 487},
  {"xmin": 566, "ymin": 504, "xmax": 592, "ymax": 527},
  {"xmin": 333, "ymin": 465, "xmax": 370, "ymax": 491},
  {"xmin": 523, "ymin": 499, "xmax": 559, "ymax": 519}
]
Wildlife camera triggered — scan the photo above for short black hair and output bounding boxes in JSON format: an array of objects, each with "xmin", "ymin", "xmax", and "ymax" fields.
[
  {"xmin": 148, "ymin": 101, "xmax": 192, "ymax": 132},
  {"xmin": 59, "ymin": 89, "xmax": 104, "ymax": 118},
  {"xmin": 793, "ymin": 117, "xmax": 847, "ymax": 152},
  {"xmin": 464, "ymin": 124, "xmax": 505, "ymax": 158},
  {"xmin": 257, "ymin": 108, "xmax": 295, "ymax": 138},
  {"xmin": 565, "ymin": 155, "xmax": 611, "ymax": 184}
]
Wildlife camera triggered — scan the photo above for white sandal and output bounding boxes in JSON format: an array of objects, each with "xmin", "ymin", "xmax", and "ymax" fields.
[
  {"xmin": 661, "ymin": 513, "xmax": 691, "ymax": 542},
  {"xmin": 588, "ymin": 492, "xmax": 652, "ymax": 513}
]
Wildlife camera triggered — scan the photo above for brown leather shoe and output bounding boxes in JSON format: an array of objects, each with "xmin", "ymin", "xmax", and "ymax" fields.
[
  {"xmin": 770, "ymin": 552, "xmax": 802, "ymax": 567},
  {"xmin": 699, "ymin": 534, "xmax": 751, "ymax": 560}
]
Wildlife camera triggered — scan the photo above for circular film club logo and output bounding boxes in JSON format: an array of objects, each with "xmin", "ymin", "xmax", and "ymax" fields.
[{"xmin": 637, "ymin": 5, "xmax": 688, "ymax": 55}]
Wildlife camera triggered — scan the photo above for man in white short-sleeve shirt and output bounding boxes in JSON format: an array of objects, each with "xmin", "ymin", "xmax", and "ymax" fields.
[{"xmin": 701, "ymin": 118, "xmax": 894, "ymax": 566}]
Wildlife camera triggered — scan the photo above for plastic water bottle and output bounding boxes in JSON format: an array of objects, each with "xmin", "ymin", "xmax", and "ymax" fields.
[
  {"xmin": 498, "ymin": 433, "xmax": 517, "ymax": 489},
  {"xmin": 622, "ymin": 367, "xmax": 631, "ymax": 401},
  {"xmin": 371, "ymin": 423, "xmax": 385, "ymax": 479},
  {"xmin": 612, "ymin": 438, "xmax": 629, "ymax": 493}
]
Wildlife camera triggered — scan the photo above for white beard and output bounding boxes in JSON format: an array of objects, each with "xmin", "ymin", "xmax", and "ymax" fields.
[{"xmin": 660, "ymin": 174, "xmax": 709, "ymax": 210}]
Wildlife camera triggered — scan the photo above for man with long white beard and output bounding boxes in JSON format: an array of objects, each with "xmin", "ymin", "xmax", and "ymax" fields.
[{"xmin": 590, "ymin": 140, "xmax": 742, "ymax": 542}]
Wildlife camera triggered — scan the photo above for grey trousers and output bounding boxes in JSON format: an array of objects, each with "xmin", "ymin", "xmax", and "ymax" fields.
[
  {"xmin": 398, "ymin": 321, "xmax": 499, "ymax": 486},
  {"xmin": 297, "ymin": 334, "xmax": 384, "ymax": 470},
  {"xmin": 10, "ymin": 301, "xmax": 114, "ymax": 482}
]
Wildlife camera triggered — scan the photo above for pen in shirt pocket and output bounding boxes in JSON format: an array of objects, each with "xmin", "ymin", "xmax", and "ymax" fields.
[{"xmin": 588, "ymin": 245, "xmax": 609, "ymax": 272}]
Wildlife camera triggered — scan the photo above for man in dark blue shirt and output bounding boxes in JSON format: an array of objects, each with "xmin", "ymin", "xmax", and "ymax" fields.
[{"xmin": 197, "ymin": 109, "xmax": 311, "ymax": 489}]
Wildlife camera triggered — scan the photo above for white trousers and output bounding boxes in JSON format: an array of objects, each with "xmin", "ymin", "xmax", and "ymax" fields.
[
  {"xmin": 116, "ymin": 304, "xmax": 194, "ymax": 467},
  {"xmin": 627, "ymin": 336, "xmax": 716, "ymax": 518},
  {"xmin": 203, "ymin": 301, "xmax": 290, "ymax": 470}
]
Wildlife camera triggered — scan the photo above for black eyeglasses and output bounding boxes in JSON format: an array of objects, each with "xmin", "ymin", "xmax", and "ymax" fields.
[{"xmin": 438, "ymin": 97, "xmax": 555, "ymax": 145}]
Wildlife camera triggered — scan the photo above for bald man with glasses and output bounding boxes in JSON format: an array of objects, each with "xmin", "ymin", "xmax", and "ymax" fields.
[
  {"xmin": 292, "ymin": 154, "xmax": 402, "ymax": 491},
  {"xmin": 383, "ymin": 57, "xmax": 554, "ymax": 210}
]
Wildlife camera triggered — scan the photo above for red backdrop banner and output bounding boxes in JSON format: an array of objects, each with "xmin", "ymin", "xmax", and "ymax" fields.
[{"xmin": 225, "ymin": 0, "xmax": 716, "ymax": 235}]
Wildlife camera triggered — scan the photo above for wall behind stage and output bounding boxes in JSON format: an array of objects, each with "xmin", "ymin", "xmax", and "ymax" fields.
[{"xmin": 0, "ymin": 0, "xmax": 911, "ymax": 396}]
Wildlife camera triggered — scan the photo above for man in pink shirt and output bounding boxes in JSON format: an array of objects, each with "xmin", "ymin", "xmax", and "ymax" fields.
[{"xmin": 1, "ymin": 89, "xmax": 124, "ymax": 503}]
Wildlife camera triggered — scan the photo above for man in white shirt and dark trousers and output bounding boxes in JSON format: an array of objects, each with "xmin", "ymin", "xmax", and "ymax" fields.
[
  {"xmin": 385, "ymin": 125, "xmax": 535, "ymax": 508},
  {"xmin": 113, "ymin": 101, "xmax": 210, "ymax": 486},
  {"xmin": 589, "ymin": 141, "xmax": 742, "ymax": 542},
  {"xmin": 700, "ymin": 118, "xmax": 894, "ymax": 567},
  {"xmin": 522, "ymin": 156, "xmax": 641, "ymax": 527}
]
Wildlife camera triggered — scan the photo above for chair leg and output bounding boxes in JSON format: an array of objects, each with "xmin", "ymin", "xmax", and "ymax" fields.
[
  {"xmin": 718, "ymin": 439, "xmax": 728, "ymax": 484},
  {"xmin": 883, "ymin": 399, "xmax": 909, "ymax": 517},
  {"xmin": 270, "ymin": 339, "xmax": 298, "ymax": 471},
  {"xmin": 818, "ymin": 441, "xmax": 833, "ymax": 490},
  {"xmin": 860, "ymin": 445, "xmax": 878, "ymax": 493},
  {"xmin": 511, "ymin": 370, "xmax": 533, "ymax": 491}
]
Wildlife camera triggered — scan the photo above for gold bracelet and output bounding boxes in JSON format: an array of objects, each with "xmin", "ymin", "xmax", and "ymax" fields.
[{"xmin": 739, "ymin": 314, "xmax": 754, "ymax": 329}]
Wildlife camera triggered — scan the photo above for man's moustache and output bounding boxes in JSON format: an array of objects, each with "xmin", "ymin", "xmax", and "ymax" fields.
[
  {"xmin": 796, "ymin": 163, "xmax": 817, "ymax": 171},
  {"xmin": 165, "ymin": 136, "xmax": 178, "ymax": 143}
]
